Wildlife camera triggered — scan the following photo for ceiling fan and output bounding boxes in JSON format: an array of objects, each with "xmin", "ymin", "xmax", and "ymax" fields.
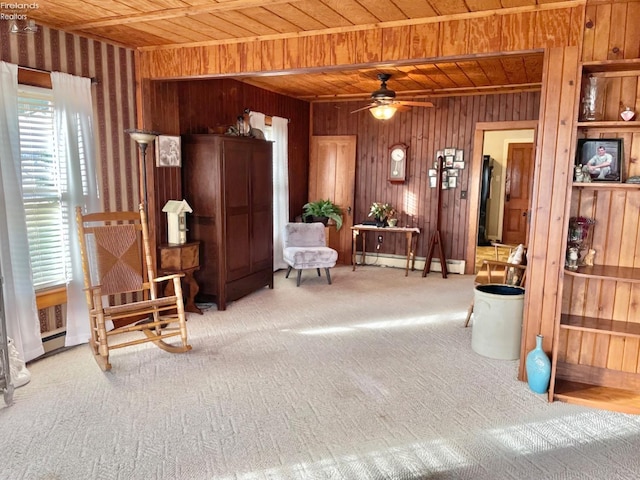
[{"xmin": 351, "ymin": 73, "xmax": 434, "ymax": 120}]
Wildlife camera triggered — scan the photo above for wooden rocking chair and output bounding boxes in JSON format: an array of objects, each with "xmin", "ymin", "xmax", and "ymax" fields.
[{"xmin": 76, "ymin": 204, "xmax": 192, "ymax": 371}]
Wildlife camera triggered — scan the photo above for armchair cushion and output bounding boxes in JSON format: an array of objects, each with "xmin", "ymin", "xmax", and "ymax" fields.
[
  {"xmin": 283, "ymin": 246, "xmax": 338, "ymax": 269},
  {"xmin": 283, "ymin": 222, "xmax": 338, "ymax": 269}
]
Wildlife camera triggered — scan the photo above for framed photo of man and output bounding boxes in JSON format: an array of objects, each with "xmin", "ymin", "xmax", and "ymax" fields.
[{"xmin": 576, "ymin": 138, "xmax": 622, "ymax": 182}]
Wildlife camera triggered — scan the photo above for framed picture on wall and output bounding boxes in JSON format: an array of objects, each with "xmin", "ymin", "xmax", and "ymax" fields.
[
  {"xmin": 156, "ymin": 135, "xmax": 182, "ymax": 167},
  {"xmin": 575, "ymin": 138, "xmax": 622, "ymax": 182},
  {"xmin": 429, "ymin": 177, "xmax": 437, "ymax": 188},
  {"xmin": 453, "ymin": 161, "xmax": 465, "ymax": 169},
  {"xmin": 445, "ymin": 155, "xmax": 454, "ymax": 168}
]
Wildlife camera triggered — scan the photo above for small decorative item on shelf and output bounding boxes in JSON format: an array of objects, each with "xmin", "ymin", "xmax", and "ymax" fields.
[
  {"xmin": 526, "ymin": 334, "xmax": 551, "ymax": 394},
  {"xmin": 620, "ymin": 106, "xmax": 636, "ymax": 122},
  {"xmin": 574, "ymin": 165, "xmax": 591, "ymax": 183},
  {"xmin": 573, "ymin": 165, "xmax": 582, "ymax": 182},
  {"xmin": 368, "ymin": 202, "xmax": 395, "ymax": 227},
  {"xmin": 566, "ymin": 247, "xmax": 579, "ymax": 270},
  {"xmin": 162, "ymin": 199, "xmax": 193, "ymax": 245},
  {"xmin": 626, "ymin": 176, "xmax": 640, "ymax": 184},
  {"xmin": 582, "ymin": 248, "xmax": 596, "ymax": 267},
  {"xmin": 579, "ymin": 75, "xmax": 607, "ymax": 121},
  {"xmin": 567, "ymin": 216, "xmax": 595, "ymax": 265}
]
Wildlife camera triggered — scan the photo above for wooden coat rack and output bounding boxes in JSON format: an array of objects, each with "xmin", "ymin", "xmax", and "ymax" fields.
[{"xmin": 423, "ymin": 155, "xmax": 448, "ymax": 278}]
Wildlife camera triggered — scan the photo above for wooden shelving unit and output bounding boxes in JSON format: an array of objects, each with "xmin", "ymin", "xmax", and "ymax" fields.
[
  {"xmin": 564, "ymin": 265, "xmax": 640, "ymax": 282},
  {"xmin": 576, "ymin": 121, "xmax": 640, "ymax": 128},
  {"xmin": 573, "ymin": 183, "xmax": 640, "ymax": 190},
  {"xmin": 549, "ymin": 58, "xmax": 640, "ymax": 414},
  {"xmin": 553, "ymin": 381, "xmax": 640, "ymax": 415}
]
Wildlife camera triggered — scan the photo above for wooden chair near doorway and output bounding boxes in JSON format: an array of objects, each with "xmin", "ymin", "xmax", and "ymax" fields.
[
  {"xmin": 465, "ymin": 243, "xmax": 527, "ymax": 327},
  {"xmin": 76, "ymin": 204, "xmax": 192, "ymax": 371}
]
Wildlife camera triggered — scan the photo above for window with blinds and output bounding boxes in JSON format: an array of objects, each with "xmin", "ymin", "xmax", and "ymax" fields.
[{"xmin": 18, "ymin": 85, "xmax": 69, "ymax": 289}]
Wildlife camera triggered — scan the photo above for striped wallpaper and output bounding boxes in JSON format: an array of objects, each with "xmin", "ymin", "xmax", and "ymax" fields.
[
  {"xmin": 0, "ymin": 25, "xmax": 138, "ymax": 213},
  {"xmin": 1, "ymin": 25, "xmax": 138, "ymax": 335}
]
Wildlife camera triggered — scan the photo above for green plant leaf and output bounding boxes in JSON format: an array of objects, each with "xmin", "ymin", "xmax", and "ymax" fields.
[{"xmin": 302, "ymin": 199, "xmax": 343, "ymax": 230}]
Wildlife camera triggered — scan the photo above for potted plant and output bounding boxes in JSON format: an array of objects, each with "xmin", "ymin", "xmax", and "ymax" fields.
[
  {"xmin": 302, "ymin": 199, "xmax": 343, "ymax": 230},
  {"xmin": 368, "ymin": 202, "xmax": 395, "ymax": 227}
]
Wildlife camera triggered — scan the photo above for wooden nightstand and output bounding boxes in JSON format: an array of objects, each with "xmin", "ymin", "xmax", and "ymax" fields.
[{"xmin": 158, "ymin": 241, "xmax": 202, "ymax": 314}]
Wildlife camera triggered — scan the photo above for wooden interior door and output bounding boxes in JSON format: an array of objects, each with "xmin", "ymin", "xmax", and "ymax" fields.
[
  {"xmin": 309, "ymin": 136, "xmax": 356, "ymax": 264},
  {"xmin": 502, "ymin": 142, "xmax": 534, "ymax": 245}
]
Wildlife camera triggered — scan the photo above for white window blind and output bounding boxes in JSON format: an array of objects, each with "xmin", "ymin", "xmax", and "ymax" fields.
[{"xmin": 17, "ymin": 85, "xmax": 69, "ymax": 289}]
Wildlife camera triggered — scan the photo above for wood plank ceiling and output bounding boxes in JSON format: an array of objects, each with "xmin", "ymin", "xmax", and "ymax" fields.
[{"xmin": 19, "ymin": 0, "xmax": 568, "ymax": 100}]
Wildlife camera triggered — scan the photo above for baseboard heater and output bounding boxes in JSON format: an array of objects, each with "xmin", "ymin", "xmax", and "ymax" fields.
[
  {"xmin": 357, "ymin": 253, "xmax": 466, "ymax": 274},
  {"xmin": 41, "ymin": 329, "xmax": 66, "ymax": 354}
]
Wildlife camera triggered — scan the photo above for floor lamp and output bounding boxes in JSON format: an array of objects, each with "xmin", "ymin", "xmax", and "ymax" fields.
[{"xmin": 125, "ymin": 129, "xmax": 159, "ymax": 210}]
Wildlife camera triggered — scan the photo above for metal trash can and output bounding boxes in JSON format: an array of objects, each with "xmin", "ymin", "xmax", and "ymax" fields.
[{"xmin": 471, "ymin": 284, "xmax": 524, "ymax": 360}]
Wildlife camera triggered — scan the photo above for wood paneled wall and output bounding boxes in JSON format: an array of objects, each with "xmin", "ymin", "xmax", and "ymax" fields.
[
  {"xmin": 143, "ymin": 78, "xmax": 310, "ymax": 247},
  {"xmin": 520, "ymin": 1, "xmax": 640, "ymax": 381},
  {"xmin": 312, "ymin": 93, "xmax": 540, "ymax": 261},
  {"xmin": 138, "ymin": 5, "xmax": 584, "ymax": 79},
  {"xmin": 582, "ymin": 1, "xmax": 640, "ymax": 61},
  {"xmin": 0, "ymin": 25, "xmax": 136, "ymax": 335},
  {"xmin": 519, "ymin": 46, "xmax": 582, "ymax": 378}
]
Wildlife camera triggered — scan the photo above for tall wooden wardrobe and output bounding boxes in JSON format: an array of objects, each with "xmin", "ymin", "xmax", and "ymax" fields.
[{"xmin": 182, "ymin": 134, "xmax": 273, "ymax": 311}]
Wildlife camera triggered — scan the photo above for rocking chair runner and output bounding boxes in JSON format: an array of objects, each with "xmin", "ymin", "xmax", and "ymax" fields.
[{"xmin": 76, "ymin": 204, "xmax": 192, "ymax": 371}]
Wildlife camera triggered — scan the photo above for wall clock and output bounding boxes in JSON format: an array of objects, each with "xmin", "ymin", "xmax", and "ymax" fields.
[{"xmin": 389, "ymin": 144, "xmax": 408, "ymax": 182}]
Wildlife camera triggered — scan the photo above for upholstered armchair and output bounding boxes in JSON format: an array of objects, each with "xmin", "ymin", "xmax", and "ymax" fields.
[{"xmin": 283, "ymin": 223, "xmax": 338, "ymax": 286}]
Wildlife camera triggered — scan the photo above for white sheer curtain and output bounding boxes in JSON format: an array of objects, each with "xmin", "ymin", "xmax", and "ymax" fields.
[
  {"xmin": 250, "ymin": 112, "xmax": 289, "ymax": 270},
  {"xmin": 0, "ymin": 61, "xmax": 43, "ymax": 362},
  {"xmin": 268, "ymin": 116, "xmax": 289, "ymax": 271},
  {"xmin": 51, "ymin": 72, "xmax": 100, "ymax": 347},
  {"xmin": 250, "ymin": 111, "xmax": 266, "ymax": 134}
]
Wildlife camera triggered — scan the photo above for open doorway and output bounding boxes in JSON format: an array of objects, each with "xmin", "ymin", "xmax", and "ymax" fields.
[{"xmin": 465, "ymin": 121, "xmax": 537, "ymax": 275}]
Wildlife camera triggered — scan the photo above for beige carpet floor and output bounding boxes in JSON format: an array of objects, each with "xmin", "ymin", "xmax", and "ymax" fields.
[{"xmin": 2, "ymin": 266, "xmax": 640, "ymax": 479}]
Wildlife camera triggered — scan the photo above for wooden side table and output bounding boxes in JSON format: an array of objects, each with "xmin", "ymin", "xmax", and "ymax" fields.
[
  {"xmin": 350, "ymin": 225, "xmax": 420, "ymax": 276},
  {"xmin": 158, "ymin": 241, "xmax": 202, "ymax": 314}
]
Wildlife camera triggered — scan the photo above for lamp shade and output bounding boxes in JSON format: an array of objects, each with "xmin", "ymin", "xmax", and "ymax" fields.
[
  {"xmin": 369, "ymin": 105, "xmax": 397, "ymax": 120},
  {"xmin": 125, "ymin": 129, "xmax": 159, "ymax": 144}
]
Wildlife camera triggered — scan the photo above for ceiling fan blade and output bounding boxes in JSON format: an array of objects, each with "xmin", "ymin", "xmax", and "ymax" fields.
[
  {"xmin": 393, "ymin": 104, "xmax": 411, "ymax": 112},
  {"xmin": 350, "ymin": 104, "xmax": 376, "ymax": 114},
  {"xmin": 396, "ymin": 100, "xmax": 434, "ymax": 108}
]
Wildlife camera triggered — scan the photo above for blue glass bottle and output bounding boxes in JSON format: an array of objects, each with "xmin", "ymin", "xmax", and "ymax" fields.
[{"xmin": 526, "ymin": 334, "xmax": 551, "ymax": 394}]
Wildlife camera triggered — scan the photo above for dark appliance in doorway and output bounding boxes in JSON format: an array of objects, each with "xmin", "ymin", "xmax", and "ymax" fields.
[{"xmin": 478, "ymin": 155, "xmax": 493, "ymax": 246}]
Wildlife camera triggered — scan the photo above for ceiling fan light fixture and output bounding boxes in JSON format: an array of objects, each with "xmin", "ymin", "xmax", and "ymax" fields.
[{"xmin": 369, "ymin": 104, "xmax": 397, "ymax": 120}]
